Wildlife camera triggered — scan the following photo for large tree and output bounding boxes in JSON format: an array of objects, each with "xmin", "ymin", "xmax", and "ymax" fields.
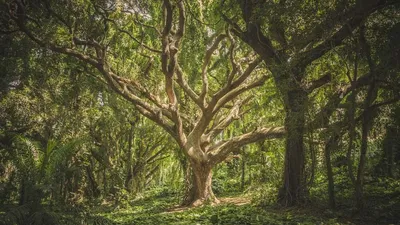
[
  {"xmin": 220, "ymin": 0, "xmax": 399, "ymax": 206},
  {"xmin": 0, "ymin": 0, "xmax": 287, "ymax": 206}
]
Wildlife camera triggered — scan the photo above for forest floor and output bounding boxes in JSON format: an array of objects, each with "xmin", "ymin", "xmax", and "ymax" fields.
[
  {"xmin": 166, "ymin": 196, "xmax": 251, "ymax": 213},
  {"xmin": 83, "ymin": 189, "xmax": 399, "ymax": 225},
  {"xmin": 1, "ymin": 181, "xmax": 400, "ymax": 225}
]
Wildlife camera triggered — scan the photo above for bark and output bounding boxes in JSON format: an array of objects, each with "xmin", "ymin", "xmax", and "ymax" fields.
[
  {"xmin": 347, "ymin": 44, "xmax": 359, "ymax": 185},
  {"xmin": 102, "ymin": 168, "xmax": 107, "ymax": 195},
  {"xmin": 355, "ymin": 109, "xmax": 374, "ymax": 210},
  {"xmin": 355, "ymin": 27, "xmax": 378, "ymax": 211},
  {"xmin": 382, "ymin": 130, "xmax": 396, "ymax": 177},
  {"xmin": 278, "ymin": 89, "xmax": 307, "ymax": 206},
  {"xmin": 182, "ymin": 159, "xmax": 219, "ymax": 206},
  {"xmin": 347, "ymin": 91, "xmax": 357, "ymax": 185},
  {"xmin": 181, "ymin": 158, "xmax": 193, "ymax": 205},
  {"xmin": 86, "ymin": 166, "xmax": 100, "ymax": 198},
  {"xmin": 325, "ymin": 134, "xmax": 338, "ymax": 209},
  {"xmin": 125, "ymin": 121, "xmax": 135, "ymax": 191},
  {"xmin": 241, "ymin": 148, "xmax": 246, "ymax": 191},
  {"xmin": 307, "ymin": 133, "xmax": 316, "ymax": 186}
]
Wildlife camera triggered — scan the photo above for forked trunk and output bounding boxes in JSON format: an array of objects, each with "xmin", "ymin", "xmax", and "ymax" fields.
[{"xmin": 182, "ymin": 160, "xmax": 219, "ymax": 206}]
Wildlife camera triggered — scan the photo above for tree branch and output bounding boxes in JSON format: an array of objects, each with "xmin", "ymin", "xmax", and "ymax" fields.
[
  {"xmin": 308, "ymin": 71, "xmax": 373, "ymax": 130},
  {"xmin": 205, "ymin": 96, "xmax": 252, "ymax": 141},
  {"xmin": 200, "ymin": 34, "xmax": 227, "ymax": 104},
  {"xmin": 208, "ymin": 126, "xmax": 285, "ymax": 165},
  {"xmin": 294, "ymin": 0, "xmax": 390, "ymax": 71}
]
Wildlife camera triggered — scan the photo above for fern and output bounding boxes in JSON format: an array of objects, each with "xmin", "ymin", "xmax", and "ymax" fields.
[
  {"xmin": 0, "ymin": 204, "xmax": 31, "ymax": 225},
  {"xmin": 27, "ymin": 211, "xmax": 60, "ymax": 225},
  {"xmin": 87, "ymin": 215, "xmax": 116, "ymax": 225},
  {"xmin": 47, "ymin": 139, "xmax": 83, "ymax": 177}
]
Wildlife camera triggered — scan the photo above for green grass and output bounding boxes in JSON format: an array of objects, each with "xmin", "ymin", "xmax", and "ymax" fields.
[
  {"xmin": 2, "ymin": 181, "xmax": 399, "ymax": 225},
  {"xmin": 88, "ymin": 195, "xmax": 353, "ymax": 225}
]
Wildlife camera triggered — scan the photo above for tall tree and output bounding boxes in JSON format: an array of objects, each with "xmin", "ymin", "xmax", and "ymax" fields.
[
  {"xmin": 221, "ymin": 0, "xmax": 398, "ymax": 206},
  {"xmin": 1, "ymin": 0, "xmax": 286, "ymax": 206}
]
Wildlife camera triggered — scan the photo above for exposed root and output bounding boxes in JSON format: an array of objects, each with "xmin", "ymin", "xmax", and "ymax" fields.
[{"xmin": 165, "ymin": 196, "xmax": 250, "ymax": 213}]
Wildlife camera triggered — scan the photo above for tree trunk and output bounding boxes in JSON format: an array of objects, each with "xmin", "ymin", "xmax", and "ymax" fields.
[
  {"xmin": 325, "ymin": 134, "xmax": 338, "ymax": 209},
  {"xmin": 355, "ymin": 110, "xmax": 373, "ymax": 210},
  {"xmin": 19, "ymin": 179, "xmax": 26, "ymax": 205},
  {"xmin": 125, "ymin": 121, "xmax": 135, "ymax": 191},
  {"xmin": 278, "ymin": 89, "xmax": 307, "ymax": 206},
  {"xmin": 355, "ymin": 80, "xmax": 377, "ymax": 210},
  {"xmin": 86, "ymin": 166, "xmax": 100, "ymax": 198},
  {"xmin": 347, "ymin": 52, "xmax": 358, "ymax": 185},
  {"xmin": 182, "ymin": 160, "xmax": 218, "ymax": 206},
  {"xmin": 181, "ymin": 158, "xmax": 193, "ymax": 204},
  {"xmin": 241, "ymin": 148, "xmax": 246, "ymax": 191}
]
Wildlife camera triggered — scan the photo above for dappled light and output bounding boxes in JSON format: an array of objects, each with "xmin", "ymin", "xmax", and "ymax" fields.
[{"xmin": 1, "ymin": 0, "xmax": 400, "ymax": 224}]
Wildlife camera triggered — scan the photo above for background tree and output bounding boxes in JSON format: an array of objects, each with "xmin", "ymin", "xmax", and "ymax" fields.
[{"xmin": 220, "ymin": 0, "xmax": 399, "ymax": 206}]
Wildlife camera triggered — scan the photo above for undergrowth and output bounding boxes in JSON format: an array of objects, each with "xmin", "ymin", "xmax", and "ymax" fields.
[{"xmin": 1, "ymin": 182, "xmax": 399, "ymax": 225}]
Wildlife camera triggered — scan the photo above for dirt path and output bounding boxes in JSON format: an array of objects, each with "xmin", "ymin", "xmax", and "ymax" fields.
[{"xmin": 165, "ymin": 196, "xmax": 251, "ymax": 213}]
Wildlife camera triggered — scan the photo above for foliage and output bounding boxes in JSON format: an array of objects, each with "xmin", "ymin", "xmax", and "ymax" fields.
[{"xmin": 0, "ymin": 0, "xmax": 400, "ymax": 224}]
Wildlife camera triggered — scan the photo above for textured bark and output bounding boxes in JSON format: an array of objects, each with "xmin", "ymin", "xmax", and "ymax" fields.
[
  {"xmin": 182, "ymin": 159, "xmax": 218, "ymax": 206},
  {"xmin": 278, "ymin": 89, "xmax": 307, "ymax": 206},
  {"xmin": 181, "ymin": 161, "xmax": 193, "ymax": 205}
]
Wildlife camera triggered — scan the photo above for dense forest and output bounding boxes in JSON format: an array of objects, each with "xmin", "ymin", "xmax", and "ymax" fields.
[{"xmin": 0, "ymin": 0, "xmax": 400, "ymax": 224}]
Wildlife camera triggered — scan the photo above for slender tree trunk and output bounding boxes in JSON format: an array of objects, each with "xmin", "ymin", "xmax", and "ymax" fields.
[
  {"xmin": 347, "ymin": 52, "xmax": 358, "ymax": 185},
  {"xmin": 306, "ymin": 131, "xmax": 316, "ymax": 187},
  {"xmin": 241, "ymin": 148, "xmax": 245, "ymax": 191},
  {"xmin": 355, "ymin": 87, "xmax": 377, "ymax": 211},
  {"xmin": 355, "ymin": 110, "xmax": 374, "ymax": 210},
  {"xmin": 346, "ymin": 93, "xmax": 357, "ymax": 185},
  {"xmin": 355, "ymin": 27, "xmax": 378, "ymax": 211},
  {"xmin": 278, "ymin": 89, "xmax": 307, "ymax": 206},
  {"xmin": 382, "ymin": 129, "xmax": 397, "ymax": 178},
  {"xmin": 103, "ymin": 168, "xmax": 107, "ymax": 195},
  {"xmin": 19, "ymin": 179, "xmax": 26, "ymax": 205},
  {"xmin": 387, "ymin": 142, "xmax": 395, "ymax": 178},
  {"xmin": 86, "ymin": 166, "xmax": 100, "ymax": 198},
  {"xmin": 125, "ymin": 122, "xmax": 135, "ymax": 191},
  {"xmin": 355, "ymin": 121, "xmax": 367, "ymax": 210},
  {"xmin": 325, "ymin": 134, "xmax": 338, "ymax": 209}
]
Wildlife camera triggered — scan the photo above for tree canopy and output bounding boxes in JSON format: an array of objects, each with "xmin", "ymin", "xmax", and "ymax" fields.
[{"xmin": 1, "ymin": 0, "xmax": 400, "ymax": 224}]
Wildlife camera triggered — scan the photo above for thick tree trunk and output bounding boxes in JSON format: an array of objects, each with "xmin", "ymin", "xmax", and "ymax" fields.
[
  {"xmin": 278, "ymin": 89, "xmax": 307, "ymax": 206},
  {"xmin": 182, "ymin": 160, "xmax": 218, "ymax": 206},
  {"xmin": 181, "ymin": 158, "xmax": 193, "ymax": 204}
]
